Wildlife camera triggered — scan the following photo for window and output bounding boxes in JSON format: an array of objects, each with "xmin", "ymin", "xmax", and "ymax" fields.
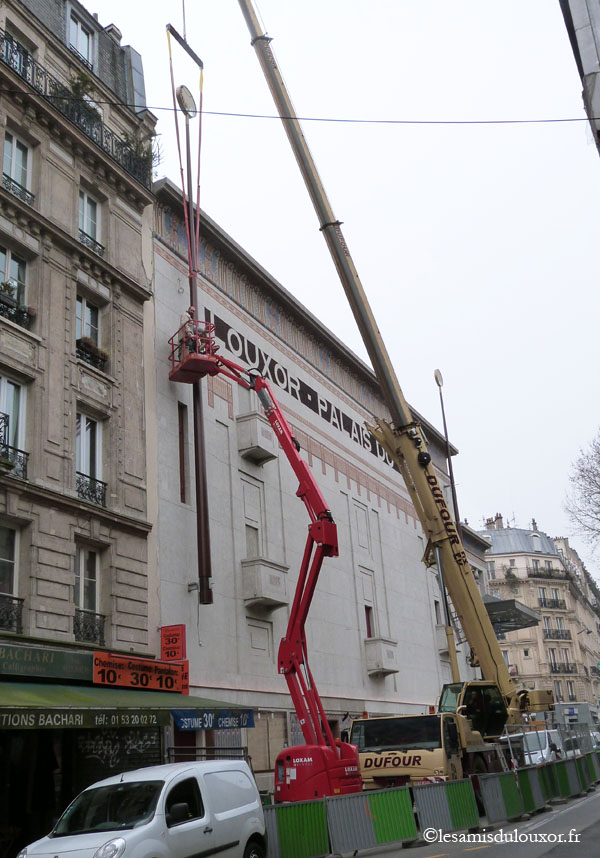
[
  {"xmin": 0, "ymin": 375, "xmax": 23, "ymax": 448},
  {"xmin": 509, "ymin": 559, "xmax": 515, "ymax": 567},
  {"xmin": 548, "ymin": 648, "xmax": 557, "ymax": 667},
  {"xmin": 75, "ymin": 547, "xmax": 97, "ymax": 612},
  {"xmin": 539, "ymin": 587, "xmax": 547, "ymax": 600},
  {"xmin": 487, "ymin": 561, "xmax": 495, "ymax": 579},
  {"xmin": 560, "ymin": 648, "xmax": 570, "ymax": 665},
  {"xmin": 434, "ymin": 599, "xmax": 441, "ymax": 625},
  {"xmin": 79, "ymin": 190, "xmax": 99, "ymax": 241},
  {"xmin": 545, "ymin": 560, "xmax": 553, "ymax": 571},
  {"xmin": 524, "ymin": 649, "xmax": 530, "ymax": 658},
  {"xmin": 178, "ymin": 402, "xmax": 187, "ymax": 503},
  {"xmin": 0, "ymin": 525, "xmax": 16, "ymax": 594},
  {"xmin": 166, "ymin": 777, "xmax": 204, "ymax": 827},
  {"xmin": 76, "ymin": 413, "xmax": 100, "ymax": 479},
  {"xmin": 556, "ymin": 617, "xmax": 564, "ymax": 631},
  {"xmin": 3, "ymin": 132, "xmax": 30, "ymax": 197},
  {"xmin": 0, "ymin": 246, "xmax": 26, "ymax": 305},
  {"xmin": 554, "ymin": 681, "xmax": 563, "ymax": 702},
  {"xmin": 70, "ymin": 14, "xmax": 93, "ymax": 66},
  {"xmin": 76, "ymin": 295, "xmax": 99, "ymax": 344},
  {"xmin": 567, "ymin": 680, "xmax": 575, "ymax": 701},
  {"xmin": 501, "ymin": 650, "xmax": 509, "ymax": 666},
  {"xmin": 531, "ymin": 558, "xmax": 540, "ymax": 572},
  {"xmin": 544, "ymin": 616, "xmax": 552, "ymax": 630},
  {"xmin": 365, "ymin": 605, "xmax": 374, "ymax": 639}
]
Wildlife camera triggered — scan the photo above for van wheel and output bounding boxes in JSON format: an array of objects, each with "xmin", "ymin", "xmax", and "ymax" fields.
[{"xmin": 244, "ymin": 840, "xmax": 266, "ymax": 858}]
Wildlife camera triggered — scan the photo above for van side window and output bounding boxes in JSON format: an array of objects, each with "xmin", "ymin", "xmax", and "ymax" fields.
[{"xmin": 166, "ymin": 777, "xmax": 204, "ymax": 827}]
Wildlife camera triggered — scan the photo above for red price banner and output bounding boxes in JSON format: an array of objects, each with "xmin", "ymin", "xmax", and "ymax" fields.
[
  {"xmin": 160, "ymin": 624, "xmax": 187, "ymax": 661},
  {"xmin": 93, "ymin": 653, "xmax": 185, "ymax": 692}
]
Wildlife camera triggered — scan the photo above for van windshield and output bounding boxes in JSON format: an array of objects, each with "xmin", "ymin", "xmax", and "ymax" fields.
[
  {"xmin": 350, "ymin": 716, "xmax": 441, "ymax": 751},
  {"xmin": 51, "ymin": 781, "xmax": 163, "ymax": 836}
]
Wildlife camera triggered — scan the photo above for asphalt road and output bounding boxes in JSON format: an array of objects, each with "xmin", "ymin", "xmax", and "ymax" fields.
[{"xmin": 356, "ymin": 787, "xmax": 600, "ymax": 858}]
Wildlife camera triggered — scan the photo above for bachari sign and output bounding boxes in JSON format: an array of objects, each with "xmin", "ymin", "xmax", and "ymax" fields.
[{"xmin": 0, "ymin": 644, "xmax": 92, "ymax": 681}]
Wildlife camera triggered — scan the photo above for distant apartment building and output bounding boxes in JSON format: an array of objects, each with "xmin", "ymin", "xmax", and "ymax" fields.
[
  {"xmin": 481, "ymin": 514, "xmax": 600, "ymax": 712},
  {"xmin": 560, "ymin": 0, "xmax": 600, "ymax": 154},
  {"xmin": 0, "ymin": 0, "xmax": 163, "ymax": 847}
]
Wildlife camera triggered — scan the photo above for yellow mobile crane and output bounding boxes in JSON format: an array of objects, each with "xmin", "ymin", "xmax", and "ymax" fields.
[{"xmin": 237, "ymin": 1, "xmax": 553, "ymax": 788}]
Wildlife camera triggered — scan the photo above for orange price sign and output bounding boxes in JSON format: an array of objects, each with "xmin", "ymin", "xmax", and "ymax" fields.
[
  {"xmin": 160, "ymin": 624, "xmax": 187, "ymax": 661},
  {"xmin": 93, "ymin": 653, "xmax": 185, "ymax": 692}
]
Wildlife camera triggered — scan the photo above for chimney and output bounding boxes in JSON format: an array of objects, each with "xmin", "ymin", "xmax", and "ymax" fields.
[
  {"xmin": 485, "ymin": 517, "xmax": 495, "ymax": 530},
  {"xmin": 494, "ymin": 513, "xmax": 504, "ymax": 530},
  {"xmin": 104, "ymin": 24, "xmax": 122, "ymax": 44},
  {"xmin": 531, "ymin": 518, "xmax": 538, "ymax": 532}
]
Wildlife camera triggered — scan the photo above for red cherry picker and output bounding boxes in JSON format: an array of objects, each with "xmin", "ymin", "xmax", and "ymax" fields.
[{"xmin": 168, "ymin": 324, "xmax": 362, "ymax": 801}]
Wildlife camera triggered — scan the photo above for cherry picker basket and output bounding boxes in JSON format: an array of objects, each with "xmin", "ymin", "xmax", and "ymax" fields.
[{"xmin": 168, "ymin": 320, "xmax": 221, "ymax": 383}]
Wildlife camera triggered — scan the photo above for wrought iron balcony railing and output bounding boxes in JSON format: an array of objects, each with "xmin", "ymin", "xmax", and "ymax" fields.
[
  {"xmin": 539, "ymin": 598, "xmax": 567, "ymax": 610},
  {"xmin": 543, "ymin": 628, "xmax": 572, "ymax": 640},
  {"xmin": 0, "ymin": 442, "xmax": 28, "ymax": 479},
  {"xmin": 0, "ymin": 300, "xmax": 35, "ymax": 329},
  {"xmin": 549, "ymin": 662, "xmax": 577, "ymax": 674},
  {"xmin": 0, "ymin": 29, "xmax": 151, "ymax": 189},
  {"xmin": 68, "ymin": 44, "xmax": 93, "ymax": 71},
  {"xmin": 0, "ymin": 593, "xmax": 23, "ymax": 633},
  {"xmin": 527, "ymin": 567, "xmax": 567, "ymax": 580},
  {"xmin": 2, "ymin": 173, "xmax": 35, "ymax": 205},
  {"xmin": 74, "ymin": 607, "xmax": 105, "ymax": 645},
  {"xmin": 76, "ymin": 338, "xmax": 107, "ymax": 371},
  {"xmin": 76, "ymin": 472, "xmax": 107, "ymax": 506},
  {"xmin": 78, "ymin": 229, "xmax": 105, "ymax": 257}
]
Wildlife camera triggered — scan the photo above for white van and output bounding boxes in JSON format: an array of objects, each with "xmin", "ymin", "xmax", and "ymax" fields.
[
  {"xmin": 17, "ymin": 760, "xmax": 266, "ymax": 858},
  {"xmin": 521, "ymin": 729, "xmax": 563, "ymax": 765}
]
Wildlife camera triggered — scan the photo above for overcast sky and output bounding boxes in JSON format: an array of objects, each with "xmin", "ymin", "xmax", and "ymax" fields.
[{"xmin": 94, "ymin": 1, "xmax": 600, "ymax": 575}]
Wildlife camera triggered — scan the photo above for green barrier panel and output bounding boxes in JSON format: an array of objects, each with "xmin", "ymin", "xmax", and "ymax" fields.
[
  {"xmin": 446, "ymin": 779, "xmax": 480, "ymax": 831},
  {"xmin": 517, "ymin": 769, "xmax": 535, "ymax": 813},
  {"xmin": 499, "ymin": 773, "xmax": 524, "ymax": 819},
  {"xmin": 276, "ymin": 800, "xmax": 329, "ymax": 858},
  {"xmin": 585, "ymin": 754, "xmax": 596, "ymax": 783},
  {"xmin": 575, "ymin": 757, "xmax": 589, "ymax": 791},
  {"xmin": 554, "ymin": 760, "xmax": 571, "ymax": 798},
  {"xmin": 367, "ymin": 787, "xmax": 418, "ymax": 844},
  {"xmin": 538, "ymin": 764, "xmax": 554, "ymax": 802}
]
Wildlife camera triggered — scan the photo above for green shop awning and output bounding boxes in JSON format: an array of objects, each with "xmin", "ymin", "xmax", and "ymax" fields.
[{"xmin": 0, "ymin": 682, "xmax": 242, "ymax": 730}]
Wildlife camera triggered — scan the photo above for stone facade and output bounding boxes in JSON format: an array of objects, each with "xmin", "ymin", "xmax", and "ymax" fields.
[
  {"xmin": 153, "ymin": 178, "xmax": 479, "ymax": 788},
  {"xmin": 0, "ymin": 0, "xmax": 156, "ymax": 651}
]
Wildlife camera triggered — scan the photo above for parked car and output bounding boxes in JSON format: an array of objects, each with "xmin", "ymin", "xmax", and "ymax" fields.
[{"xmin": 17, "ymin": 760, "xmax": 266, "ymax": 858}]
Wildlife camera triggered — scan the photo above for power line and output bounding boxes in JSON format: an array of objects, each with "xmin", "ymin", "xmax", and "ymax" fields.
[{"xmin": 1, "ymin": 87, "xmax": 593, "ymax": 126}]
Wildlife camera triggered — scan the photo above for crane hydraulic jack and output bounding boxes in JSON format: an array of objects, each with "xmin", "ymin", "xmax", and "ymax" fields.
[{"xmin": 169, "ymin": 320, "xmax": 362, "ymax": 801}]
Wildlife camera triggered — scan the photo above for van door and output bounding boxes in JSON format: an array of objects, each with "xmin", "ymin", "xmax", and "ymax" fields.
[{"xmin": 164, "ymin": 775, "xmax": 219, "ymax": 858}]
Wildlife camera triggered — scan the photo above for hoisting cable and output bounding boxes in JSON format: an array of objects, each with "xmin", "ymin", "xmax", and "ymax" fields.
[
  {"xmin": 194, "ymin": 67, "xmax": 203, "ymax": 269},
  {"xmin": 166, "ymin": 26, "xmax": 194, "ymax": 277}
]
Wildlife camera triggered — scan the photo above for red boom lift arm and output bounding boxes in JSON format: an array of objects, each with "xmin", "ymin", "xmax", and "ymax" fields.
[{"xmin": 169, "ymin": 320, "xmax": 362, "ymax": 800}]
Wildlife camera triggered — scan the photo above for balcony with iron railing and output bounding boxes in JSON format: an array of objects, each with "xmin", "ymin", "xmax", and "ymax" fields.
[
  {"xmin": 543, "ymin": 628, "xmax": 572, "ymax": 640},
  {"xmin": 74, "ymin": 607, "xmax": 105, "ymax": 645},
  {"xmin": 0, "ymin": 593, "xmax": 24, "ymax": 633},
  {"xmin": 527, "ymin": 566, "xmax": 567, "ymax": 580},
  {"xmin": 76, "ymin": 337, "xmax": 108, "ymax": 371},
  {"xmin": 68, "ymin": 43, "xmax": 93, "ymax": 71},
  {"xmin": 0, "ymin": 30, "xmax": 151, "ymax": 189},
  {"xmin": 78, "ymin": 229, "xmax": 105, "ymax": 257},
  {"xmin": 549, "ymin": 662, "xmax": 577, "ymax": 674},
  {"xmin": 0, "ymin": 440, "xmax": 28, "ymax": 479},
  {"xmin": 76, "ymin": 472, "xmax": 107, "ymax": 506},
  {"xmin": 539, "ymin": 597, "xmax": 567, "ymax": 610},
  {"xmin": 2, "ymin": 172, "xmax": 35, "ymax": 206}
]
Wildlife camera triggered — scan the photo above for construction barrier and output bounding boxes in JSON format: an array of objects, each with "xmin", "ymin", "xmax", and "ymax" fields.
[
  {"xmin": 590, "ymin": 751, "xmax": 600, "ymax": 781},
  {"xmin": 516, "ymin": 766, "xmax": 546, "ymax": 813},
  {"xmin": 264, "ymin": 800, "xmax": 329, "ymax": 858},
  {"xmin": 413, "ymin": 778, "xmax": 479, "ymax": 833},
  {"xmin": 325, "ymin": 787, "xmax": 417, "ymax": 853},
  {"xmin": 478, "ymin": 772, "xmax": 524, "ymax": 824},
  {"xmin": 554, "ymin": 759, "xmax": 583, "ymax": 799},
  {"xmin": 538, "ymin": 761, "xmax": 560, "ymax": 803},
  {"xmin": 575, "ymin": 756, "xmax": 590, "ymax": 792}
]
